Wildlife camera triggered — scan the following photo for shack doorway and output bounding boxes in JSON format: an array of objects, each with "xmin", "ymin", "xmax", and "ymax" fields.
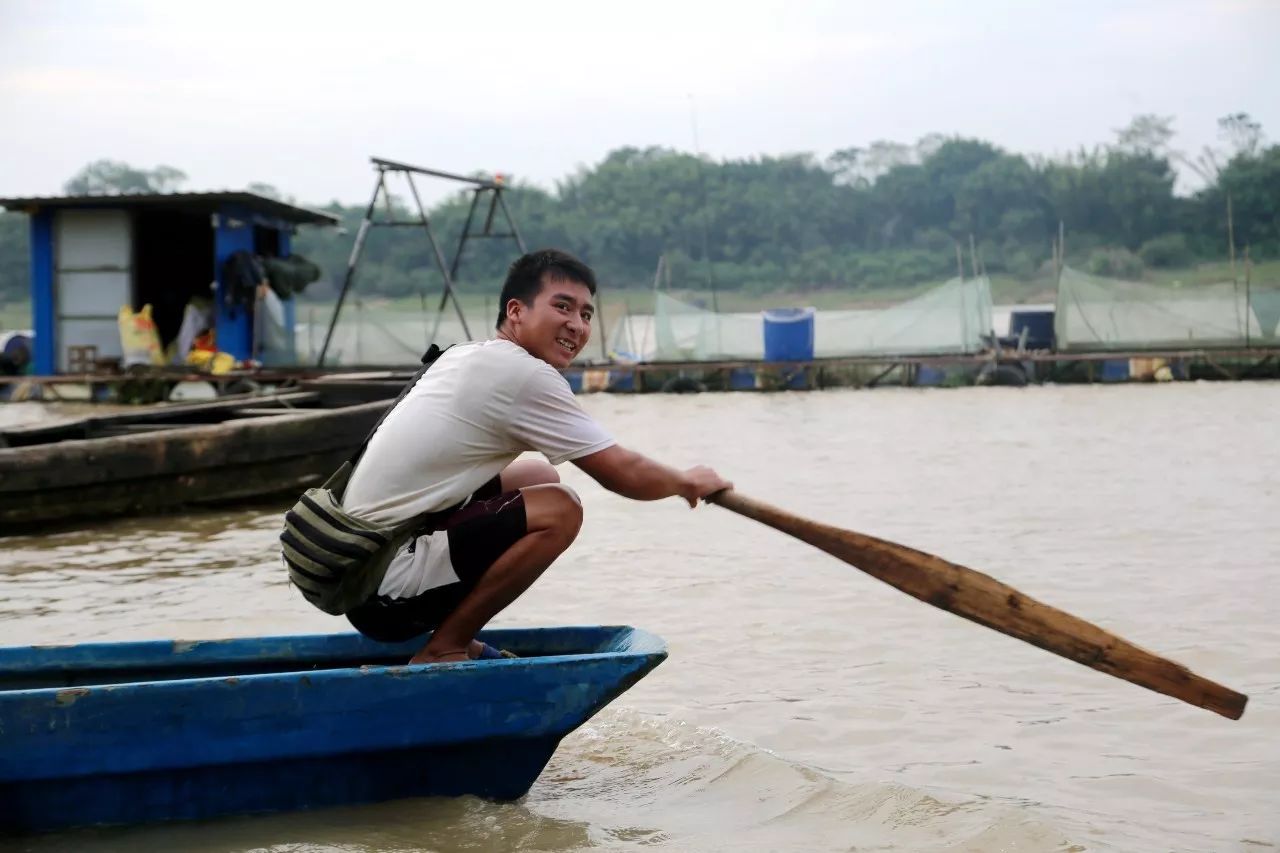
[{"xmin": 133, "ymin": 211, "xmax": 216, "ymax": 349}]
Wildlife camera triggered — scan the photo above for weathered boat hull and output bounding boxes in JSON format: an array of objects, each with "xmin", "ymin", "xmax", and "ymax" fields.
[
  {"xmin": 0, "ymin": 626, "xmax": 667, "ymax": 833},
  {"xmin": 0, "ymin": 394, "xmax": 394, "ymax": 531}
]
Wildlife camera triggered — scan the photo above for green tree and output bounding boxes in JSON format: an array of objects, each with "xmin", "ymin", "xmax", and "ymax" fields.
[
  {"xmin": 1201, "ymin": 145, "xmax": 1280, "ymax": 254},
  {"xmin": 246, "ymin": 182, "xmax": 297, "ymax": 204},
  {"xmin": 1, "ymin": 125, "xmax": 1268, "ymax": 309},
  {"xmin": 63, "ymin": 160, "xmax": 188, "ymax": 194},
  {"xmin": 1218, "ymin": 112, "xmax": 1265, "ymax": 158},
  {"xmin": 952, "ymin": 153, "xmax": 1050, "ymax": 243},
  {"xmin": 1113, "ymin": 114, "xmax": 1176, "ymax": 156}
]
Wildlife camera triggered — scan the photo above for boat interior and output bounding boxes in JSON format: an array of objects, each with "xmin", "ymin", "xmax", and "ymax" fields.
[
  {"xmin": 0, "ymin": 374, "xmax": 416, "ymax": 448},
  {"xmin": 0, "ymin": 391, "xmax": 332, "ymax": 447},
  {"xmin": 0, "ymin": 627, "xmax": 661, "ymax": 691}
]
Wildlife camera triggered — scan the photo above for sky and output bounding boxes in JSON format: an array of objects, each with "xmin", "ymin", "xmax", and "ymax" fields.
[{"xmin": 2, "ymin": 0, "xmax": 1277, "ymax": 209}]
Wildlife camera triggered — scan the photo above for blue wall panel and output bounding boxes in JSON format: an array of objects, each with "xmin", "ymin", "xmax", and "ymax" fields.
[
  {"xmin": 29, "ymin": 212, "xmax": 55, "ymax": 375},
  {"xmin": 279, "ymin": 229, "xmax": 296, "ymax": 363},
  {"xmin": 213, "ymin": 207, "xmax": 256, "ymax": 361}
]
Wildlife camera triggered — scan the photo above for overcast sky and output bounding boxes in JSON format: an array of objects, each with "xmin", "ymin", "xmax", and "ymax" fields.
[{"xmin": 2, "ymin": 0, "xmax": 1277, "ymax": 208}]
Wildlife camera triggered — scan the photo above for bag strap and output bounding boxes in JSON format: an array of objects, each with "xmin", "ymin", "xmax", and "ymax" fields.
[
  {"xmin": 349, "ymin": 343, "xmax": 449, "ymax": 469},
  {"xmin": 331, "ymin": 344, "xmax": 450, "ymax": 503}
]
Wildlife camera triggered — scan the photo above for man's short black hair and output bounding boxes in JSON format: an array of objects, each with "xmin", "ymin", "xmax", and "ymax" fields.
[{"xmin": 496, "ymin": 249, "xmax": 597, "ymax": 329}]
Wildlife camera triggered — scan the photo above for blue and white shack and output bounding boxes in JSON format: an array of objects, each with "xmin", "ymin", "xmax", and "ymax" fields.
[{"xmin": 0, "ymin": 192, "xmax": 336, "ymax": 374}]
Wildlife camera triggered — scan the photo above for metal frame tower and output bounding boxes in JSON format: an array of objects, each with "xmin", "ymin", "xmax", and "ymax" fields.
[{"xmin": 317, "ymin": 156, "xmax": 528, "ymax": 366}]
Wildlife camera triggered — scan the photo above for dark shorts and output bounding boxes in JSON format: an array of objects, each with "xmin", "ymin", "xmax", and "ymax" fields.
[{"xmin": 346, "ymin": 475, "xmax": 528, "ymax": 642}]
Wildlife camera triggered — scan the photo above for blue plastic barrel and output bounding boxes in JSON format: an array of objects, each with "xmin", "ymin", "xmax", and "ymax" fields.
[
  {"xmin": 762, "ymin": 308, "xmax": 815, "ymax": 362},
  {"xmin": 915, "ymin": 365, "xmax": 947, "ymax": 387},
  {"xmin": 1100, "ymin": 360, "xmax": 1129, "ymax": 382},
  {"xmin": 607, "ymin": 369, "xmax": 635, "ymax": 392},
  {"xmin": 728, "ymin": 367, "xmax": 757, "ymax": 390}
]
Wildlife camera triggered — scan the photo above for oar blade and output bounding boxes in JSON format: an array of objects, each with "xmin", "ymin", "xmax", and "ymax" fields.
[{"xmin": 709, "ymin": 490, "xmax": 1247, "ymax": 720}]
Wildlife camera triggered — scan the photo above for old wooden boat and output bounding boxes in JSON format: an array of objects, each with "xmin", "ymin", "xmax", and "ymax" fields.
[
  {"xmin": 0, "ymin": 625, "xmax": 667, "ymax": 832},
  {"xmin": 0, "ymin": 374, "xmax": 411, "ymax": 532}
]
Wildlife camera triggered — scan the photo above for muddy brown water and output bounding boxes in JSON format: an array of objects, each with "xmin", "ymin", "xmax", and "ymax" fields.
[{"xmin": 3, "ymin": 382, "xmax": 1277, "ymax": 852}]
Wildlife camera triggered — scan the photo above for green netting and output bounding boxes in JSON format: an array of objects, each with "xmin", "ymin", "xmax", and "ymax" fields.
[
  {"xmin": 817, "ymin": 276, "xmax": 993, "ymax": 356},
  {"xmin": 298, "ymin": 300, "xmax": 622, "ymax": 366},
  {"xmin": 652, "ymin": 291, "xmax": 762, "ymax": 360},
  {"xmin": 295, "ymin": 305, "xmax": 491, "ymax": 366},
  {"xmin": 1250, "ymin": 288, "xmax": 1280, "ymax": 341},
  {"xmin": 297, "ymin": 274, "xmax": 1000, "ymax": 366},
  {"xmin": 637, "ymin": 276, "xmax": 994, "ymax": 361},
  {"xmin": 1055, "ymin": 266, "xmax": 1278, "ymax": 351}
]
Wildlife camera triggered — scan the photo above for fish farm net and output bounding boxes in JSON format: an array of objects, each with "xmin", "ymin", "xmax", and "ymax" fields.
[{"xmin": 1055, "ymin": 266, "xmax": 1280, "ymax": 351}]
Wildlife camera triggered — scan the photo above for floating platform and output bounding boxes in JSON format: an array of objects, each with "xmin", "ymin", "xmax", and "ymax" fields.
[
  {"xmin": 560, "ymin": 346, "xmax": 1280, "ymax": 393},
  {"xmin": 2, "ymin": 346, "xmax": 1278, "ymax": 405}
]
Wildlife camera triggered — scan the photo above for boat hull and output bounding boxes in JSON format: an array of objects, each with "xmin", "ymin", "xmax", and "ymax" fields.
[
  {"xmin": 0, "ymin": 626, "xmax": 666, "ymax": 832},
  {"xmin": 0, "ymin": 396, "xmax": 392, "ymax": 531}
]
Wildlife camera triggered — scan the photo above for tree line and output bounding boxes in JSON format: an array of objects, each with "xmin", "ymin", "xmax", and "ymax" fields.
[{"xmin": 1, "ymin": 113, "xmax": 1276, "ymax": 308}]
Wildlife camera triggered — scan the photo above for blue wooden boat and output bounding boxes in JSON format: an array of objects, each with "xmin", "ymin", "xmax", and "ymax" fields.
[{"xmin": 0, "ymin": 626, "xmax": 666, "ymax": 833}]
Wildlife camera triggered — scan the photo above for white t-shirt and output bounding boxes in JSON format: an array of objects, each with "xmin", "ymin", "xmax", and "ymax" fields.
[{"xmin": 342, "ymin": 339, "xmax": 615, "ymax": 598}]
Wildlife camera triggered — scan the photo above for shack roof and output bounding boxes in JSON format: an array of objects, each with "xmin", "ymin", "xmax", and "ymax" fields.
[{"xmin": 0, "ymin": 191, "xmax": 338, "ymax": 226}]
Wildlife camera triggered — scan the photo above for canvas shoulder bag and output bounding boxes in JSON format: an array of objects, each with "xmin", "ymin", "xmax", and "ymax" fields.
[{"xmin": 280, "ymin": 344, "xmax": 452, "ymax": 615}]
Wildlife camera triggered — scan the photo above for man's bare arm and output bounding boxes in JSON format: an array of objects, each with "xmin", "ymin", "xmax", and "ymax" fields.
[{"xmin": 573, "ymin": 445, "xmax": 731, "ymax": 508}]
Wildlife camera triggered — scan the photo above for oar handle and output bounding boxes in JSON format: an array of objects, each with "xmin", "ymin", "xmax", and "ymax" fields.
[{"xmin": 707, "ymin": 490, "xmax": 1248, "ymax": 720}]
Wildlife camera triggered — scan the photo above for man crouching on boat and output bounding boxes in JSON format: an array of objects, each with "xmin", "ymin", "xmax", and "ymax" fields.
[{"xmin": 338, "ymin": 249, "xmax": 731, "ymax": 664}]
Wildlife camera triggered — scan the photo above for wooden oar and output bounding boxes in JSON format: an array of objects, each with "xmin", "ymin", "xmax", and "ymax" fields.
[{"xmin": 707, "ymin": 490, "xmax": 1247, "ymax": 720}]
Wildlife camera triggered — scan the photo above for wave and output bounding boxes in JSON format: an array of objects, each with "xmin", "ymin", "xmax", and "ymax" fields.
[{"xmin": 526, "ymin": 707, "xmax": 1084, "ymax": 852}]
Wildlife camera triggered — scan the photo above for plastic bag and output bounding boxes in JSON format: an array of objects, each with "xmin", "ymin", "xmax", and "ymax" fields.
[{"xmin": 118, "ymin": 304, "xmax": 166, "ymax": 367}]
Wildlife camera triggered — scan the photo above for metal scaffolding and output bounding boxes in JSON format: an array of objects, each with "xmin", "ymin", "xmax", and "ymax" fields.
[{"xmin": 317, "ymin": 156, "xmax": 528, "ymax": 366}]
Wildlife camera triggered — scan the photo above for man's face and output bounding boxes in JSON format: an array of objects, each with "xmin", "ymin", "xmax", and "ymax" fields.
[{"xmin": 505, "ymin": 276, "xmax": 594, "ymax": 368}]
